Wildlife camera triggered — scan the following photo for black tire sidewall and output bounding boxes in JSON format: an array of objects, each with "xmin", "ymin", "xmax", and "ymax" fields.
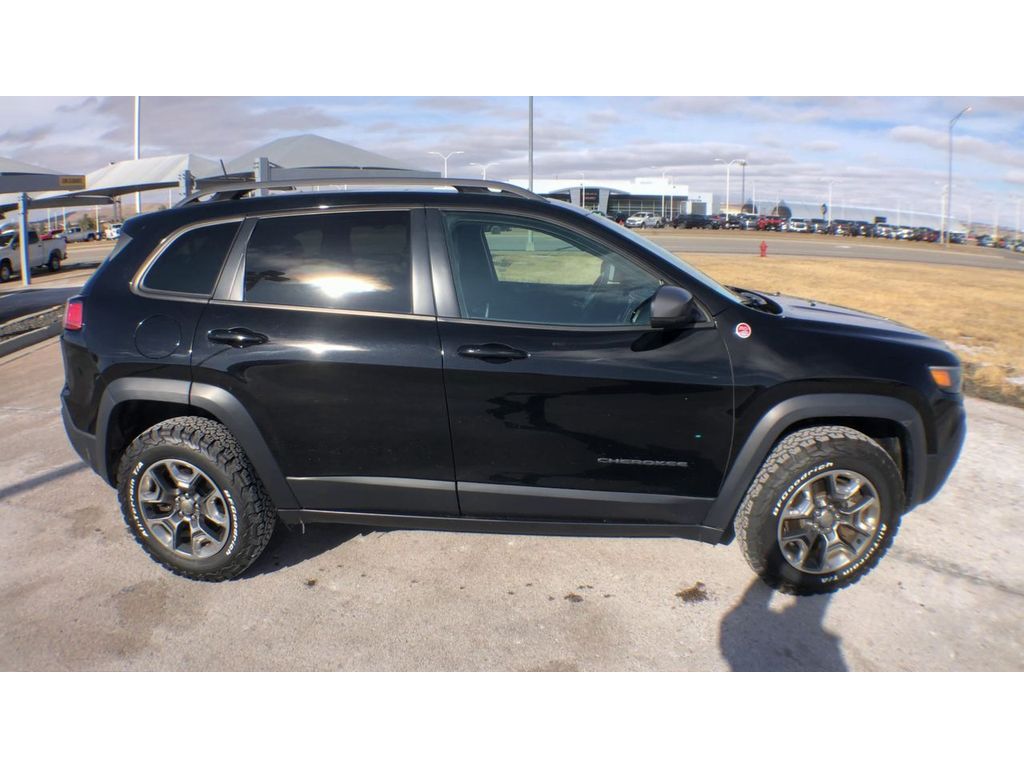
[
  {"xmin": 119, "ymin": 441, "xmax": 250, "ymax": 578},
  {"xmin": 744, "ymin": 437, "xmax": 902, "ymax": 593}
]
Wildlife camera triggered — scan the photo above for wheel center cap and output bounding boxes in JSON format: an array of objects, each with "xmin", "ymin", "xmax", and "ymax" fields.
[{"xmin": 180, "ymin": 497, "xmax": 195, "ymax": 514}]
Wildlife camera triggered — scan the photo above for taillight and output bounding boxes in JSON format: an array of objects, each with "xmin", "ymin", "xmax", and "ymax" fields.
[{"xmin": 64, "ymin": 299, "xmax": 84, "ymax": 332}]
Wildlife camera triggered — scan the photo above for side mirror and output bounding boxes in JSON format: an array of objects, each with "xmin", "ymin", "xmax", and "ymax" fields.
[{"xmin": 650, "ymin": 285, "xmax": 700, "ymax": 329}]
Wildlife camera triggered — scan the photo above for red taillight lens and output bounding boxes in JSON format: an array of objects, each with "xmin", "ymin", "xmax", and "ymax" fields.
[{"xmin": 64, "ymin": 299, "xmax": 84, "ymax": 332}]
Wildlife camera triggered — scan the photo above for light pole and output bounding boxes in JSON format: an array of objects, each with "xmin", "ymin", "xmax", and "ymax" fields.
[
  {"xmin": 470, "ymin": 162, "xmax": 497, "ymax": 180},
  {"xmin": 739, "ymin": 160, "xmax": 747, "ymax": 212},
  {"xmin": 134, "ymin": 96, "xmax": 142, "ymax": 215},
  {"xmin": 528, "ymin": 96, "xmax": 534, "ymax": 192},
  {"xmin": 822, "ymin": 179, "xmax": 836, "ymax": 227},
  {"xmin": 579, "ymin": 171, "xmax": 586, "ymax": 209},
  {"xmin": 714, "ymin": 158, "xmax": 743, "ymax": 221},
  {"xmin": 429, "ymin": 150, "xmax": 464, "ymax": 177},
  {"xmin": 945, "ymin": 106, "xmax": 971, "ymax": 246},
  {"xmin": 650, "ymin": 167, "xmax": 669, "ymax": 218}
]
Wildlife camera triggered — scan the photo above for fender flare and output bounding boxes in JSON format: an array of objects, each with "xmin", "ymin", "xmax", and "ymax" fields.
[
  {"xmin": 703, "ymin": 393, "xmax": 927, "ymax": 533},
  {"xmin": 96, "ymin": 378, "xmax": 297, "ymax": 509}
]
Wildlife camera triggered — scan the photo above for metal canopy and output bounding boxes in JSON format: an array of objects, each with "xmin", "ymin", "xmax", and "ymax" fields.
[{"xmin": 0, "ymin": 156, "xmax": 86, "ymax": 287}]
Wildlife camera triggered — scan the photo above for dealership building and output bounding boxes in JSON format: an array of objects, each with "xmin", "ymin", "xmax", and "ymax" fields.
[{"xmin": 506, "ymin": 176, "xmax": 715, "ymax": 219}]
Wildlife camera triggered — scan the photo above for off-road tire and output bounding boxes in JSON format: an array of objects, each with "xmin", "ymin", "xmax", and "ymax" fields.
[
  {"xmin": 116, "ymin": 416, "xmax": 276, "ymax": 581},
  {"xmin": 735, "ymin": 426, "xmax": 904, "ymax": 595}
]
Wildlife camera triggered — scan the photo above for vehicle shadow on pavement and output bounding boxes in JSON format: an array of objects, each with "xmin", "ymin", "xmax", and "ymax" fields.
[
  {"xmin": 241, "ymin": 522, "xmax": 376, "ymax": 579},
  {"xmin": 718, "ymin": 579, "xmax": 847, "ymax": 671},
  {"xmin": 0, "ymin": 460, "xmax": 87, "ymax": 503}
]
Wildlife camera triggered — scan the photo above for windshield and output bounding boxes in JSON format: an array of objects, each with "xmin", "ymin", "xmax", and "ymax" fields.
[{"xmin": 580, "ymin": 209, "xmax": 741, "ymax": 306}]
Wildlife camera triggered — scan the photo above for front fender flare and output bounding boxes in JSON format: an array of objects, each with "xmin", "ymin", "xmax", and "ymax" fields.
[{"xmin": 704, "ymin": 393, "xmax": 927, "ymax": 534}]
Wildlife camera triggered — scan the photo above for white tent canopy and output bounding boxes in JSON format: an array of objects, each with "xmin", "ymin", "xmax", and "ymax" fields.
[{"xmin": 224, "ymin": 134, "xmax": 433, "ymax": 175}]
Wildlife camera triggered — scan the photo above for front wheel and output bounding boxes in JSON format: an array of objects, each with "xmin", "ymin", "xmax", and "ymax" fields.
[
  {"xmin": 735, "ymin": 426, "xmax": 903, "ymax": 595},
  {"xmin": 0, "ymin": 259, "xmax": 11, "ymax": 283},
  {"xmin": 116, "ymin": 416, "xmax": 277, "ymax": 580}
]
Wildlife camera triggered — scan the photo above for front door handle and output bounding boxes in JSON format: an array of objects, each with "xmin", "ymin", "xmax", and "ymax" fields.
[
  {"xmin": 208, "ymin": 327, "xmax": 269, "ymax": 348},
  {"xmin": 457, "ymin": 343, "xmax": 529, "ymax": 362}
]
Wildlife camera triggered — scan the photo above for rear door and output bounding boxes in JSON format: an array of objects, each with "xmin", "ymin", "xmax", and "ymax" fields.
[
  {"xmin": 191, "ymin": 206, "xmax": 456, "ymax": 516},
  {"xmin": 431, "ymin": 208, "xmax": 733, "ymax": 525}
]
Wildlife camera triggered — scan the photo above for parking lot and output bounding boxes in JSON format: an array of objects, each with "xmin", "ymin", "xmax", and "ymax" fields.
[{"xmin": 1, "ymin": 235, "xmax": 1022, "ymax": 670}]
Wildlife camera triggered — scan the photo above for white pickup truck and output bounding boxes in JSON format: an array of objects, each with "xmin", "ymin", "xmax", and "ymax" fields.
[
  {"xmin": 62, "ymin": 225, "xmax": 99, "ymax": 242},
  {"xmin": 0, "ymin": 230, "xmax": 68, "ymax": 282}
]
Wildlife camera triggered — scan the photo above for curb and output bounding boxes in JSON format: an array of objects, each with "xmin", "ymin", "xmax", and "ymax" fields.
[{"xmin": 0, "ymin": 319, "xmax": 63, "ymax": 358}]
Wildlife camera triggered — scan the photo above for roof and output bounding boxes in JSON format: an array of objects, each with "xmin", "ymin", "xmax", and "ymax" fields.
[
  {"xmin": 51, "ymin": 154, "xmax": 221, "ymax": 198},
  {"xmin": 224, "ymin": 134, "xmax": 433, "ymax": 175},
  {"xmin": 0, "ymin": 156, "xmax": 64, "ymax": 176}
]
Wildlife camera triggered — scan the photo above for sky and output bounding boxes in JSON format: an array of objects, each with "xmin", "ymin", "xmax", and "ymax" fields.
[{"xmin": 2, "ymin": 95, "xmax": 1023, "ymax": 228}]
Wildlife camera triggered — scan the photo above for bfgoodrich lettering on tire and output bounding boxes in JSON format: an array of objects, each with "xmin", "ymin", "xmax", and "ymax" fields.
[
  {"xmin": 735, "ymin": 426, "xmax": 904, "ymax": 595},
  {"xmin": 116, "ymin": 416, "xmax": 276, "ymax": 581}
]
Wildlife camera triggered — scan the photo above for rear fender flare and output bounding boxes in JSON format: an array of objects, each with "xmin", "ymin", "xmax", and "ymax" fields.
[{"xmin": 97, "ymin": 378, "xmax": 297, "ymax": 509}]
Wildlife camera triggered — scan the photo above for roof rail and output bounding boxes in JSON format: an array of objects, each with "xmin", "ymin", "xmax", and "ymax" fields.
[{"xmin": 175, "ymin": 176, "xmax": 545, "ymax": 206}]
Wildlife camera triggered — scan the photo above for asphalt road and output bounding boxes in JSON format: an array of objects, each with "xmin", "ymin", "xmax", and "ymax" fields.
[
  {"xmin": 645, "ymin": 229, "xmax": 1024, "ymax": 271},
  {"xmin": 0, "ymin": 288, "xmax": 78, "ymax": 324},
  {"xmin": 1, "ymin": 339, "xmax": 1021, "ymax": 671}
]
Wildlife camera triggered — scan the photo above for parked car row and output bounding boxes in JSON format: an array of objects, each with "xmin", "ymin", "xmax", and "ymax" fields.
[
  {"xmin": 605, "ymin": 210, "xmax": 1011, "ymax": 249},
  {"xmin": 33, "ymin": 224, "xmax": 121, "ymax": 242}
]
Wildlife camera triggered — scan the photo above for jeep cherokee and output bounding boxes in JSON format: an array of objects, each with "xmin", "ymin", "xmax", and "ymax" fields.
[{"xmin": 59, "ymin": 178, "xmax": 965, "ymax": 594}]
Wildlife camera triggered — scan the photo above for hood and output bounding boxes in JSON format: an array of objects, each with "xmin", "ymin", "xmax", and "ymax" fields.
[{"xmin": 771, "ymin": 292, "xmax": 932, "ymax": 340}]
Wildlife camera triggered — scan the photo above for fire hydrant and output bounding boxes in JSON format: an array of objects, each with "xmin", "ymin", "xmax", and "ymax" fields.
[{"xmin": 760, "ymin": 240, "xmax": 768, "ymax": 258}]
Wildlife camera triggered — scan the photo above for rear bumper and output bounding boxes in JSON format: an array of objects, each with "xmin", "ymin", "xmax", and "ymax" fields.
[{"xmin": 61, "ymin": 398, "xmax": 104, "ymax": 481}]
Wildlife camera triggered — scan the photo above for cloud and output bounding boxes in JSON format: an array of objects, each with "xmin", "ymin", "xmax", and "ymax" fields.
[
  {"xmin": 802, "ymin": 140, "xmax": 840, "ymax": 152},
  {"xmin": 890, "ymin": 124, "xmax": 1024, "ymax": 167},
  {"xmin": 0, "ymin": 124, "xmax": 55, "ymax": 145}
]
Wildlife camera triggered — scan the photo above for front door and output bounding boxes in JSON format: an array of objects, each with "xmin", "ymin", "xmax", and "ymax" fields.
[{"xmin": 434, "ymin": 210, "xmax": 733, "ymax": 525}]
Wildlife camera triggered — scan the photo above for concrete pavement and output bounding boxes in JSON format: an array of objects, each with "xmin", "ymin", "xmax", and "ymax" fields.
[{"xmin": 0, "ymin": 339, "xmax": 1021, "ymax": 671}]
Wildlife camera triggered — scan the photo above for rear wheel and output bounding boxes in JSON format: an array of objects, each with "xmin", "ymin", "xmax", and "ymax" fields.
[
  {"xmin": 116, "ymin": 416, "xmax": 277, "ymax": 581},
  {"xmin": 48, "ymin": 253, "xmax": 62, "ymax": 272},
  {"xmin": 735, "ymin": 426, "xmax": 903, "ymax": 595}
]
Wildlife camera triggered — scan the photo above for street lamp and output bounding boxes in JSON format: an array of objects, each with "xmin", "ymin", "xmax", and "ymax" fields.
[
  {"xmin": 714, "ymin": 158, "xmax": 744, "ymax": 221},
  {"xmin": 470, "ymin": 162, "xmax": 497, "ymax": 180},
  {"xmin": 944, "ymin": 106, "xmax": 971, "ymax": 246},
  {"xmin": 821, "ymin": 179, "xmax": 837, "ymax": 226},
  {"xmin": 579, "ymin": 171, "xmax": 586, "ymax": 210},
  {"xmin": 429, "ymin": 150, "xmax": 464, "ymax": 177},
  {"xmin": 739, "ymin": 160, "xmax": 747, "ymax": 213},
  {"xmin": 650, "ymin": 167, "xmax": 669, "ymax": 218}
]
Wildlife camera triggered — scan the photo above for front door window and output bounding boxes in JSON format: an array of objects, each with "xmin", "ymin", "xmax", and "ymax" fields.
[{"xmin": 442, "ymin": 213, "xmax": 663, "ymax": 326}]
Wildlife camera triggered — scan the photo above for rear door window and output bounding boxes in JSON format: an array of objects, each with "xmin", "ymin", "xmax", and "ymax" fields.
[{"xmin": 241, "ymin": 210, "xmax": 413, "ymax": 313}]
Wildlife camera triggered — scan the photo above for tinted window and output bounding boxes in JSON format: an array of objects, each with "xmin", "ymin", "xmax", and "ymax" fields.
[
  {"xmin": 243, "ymin": 211, "xmax": 412, "ymax": 313},
  {"xmin": 443, "ymin": 213, "xmax": 662, "ymax": 326},
  {"xmin": 143, "ymin": 222, "xmax": 239, "ymax": 295}
]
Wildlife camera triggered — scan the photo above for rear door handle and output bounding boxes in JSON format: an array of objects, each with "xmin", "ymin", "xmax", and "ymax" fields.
[
  {"xmin": 208, "ymin": 327, "xmax": 269, "ymax": 348},
  {"xmin": 457, "ymin": 343, "xmax": 529, "ymax": 362}
]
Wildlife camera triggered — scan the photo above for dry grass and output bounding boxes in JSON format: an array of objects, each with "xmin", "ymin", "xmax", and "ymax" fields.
[{"xmin": 684, "ymin": 254, "xmax": 1024, "ymax": 407}]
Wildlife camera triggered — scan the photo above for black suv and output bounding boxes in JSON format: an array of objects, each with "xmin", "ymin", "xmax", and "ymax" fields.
[
  {"xmin": 671, "ymin": 213, "xmax": 715, "ymax": 229},
  {"xmin": 60, "ymin": 178, "xmax": 965, "ymax": 594}
]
